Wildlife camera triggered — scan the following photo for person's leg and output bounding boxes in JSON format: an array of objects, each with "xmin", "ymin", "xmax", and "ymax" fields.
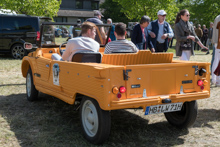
[
  {"xmin": 169, "ymin": 38, "xmax": 173, "ymax": 47},
  {"xmin": 156, "ymin": 42, "xmax": 164, "ymax": 52},
  {"xmin": 179, "ymin": 50, "xmax": 191, "ymax": 61},
  {"xmin": 211, "ymin": 44, "xmax": 216, "ymax": 72},
  {"xmin": 206, "ymin": 39, "xmax": 210, "ymax": 54}
]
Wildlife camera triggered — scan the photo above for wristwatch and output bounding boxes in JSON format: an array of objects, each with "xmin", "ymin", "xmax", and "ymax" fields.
[{"xmin": 167, "ymin": 33, "xmax": 169, "ymax": 38}]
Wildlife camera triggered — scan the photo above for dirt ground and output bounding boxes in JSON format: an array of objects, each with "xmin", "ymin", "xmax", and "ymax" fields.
[{"xmin": 0, "ymin": 52, "xmax": 220, "ymax": 147}]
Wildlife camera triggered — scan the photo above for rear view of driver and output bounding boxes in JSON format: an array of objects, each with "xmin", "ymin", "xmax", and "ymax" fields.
[{"xmin": 62, "ymin": 22, "xmax": 100, "ymax": 61}]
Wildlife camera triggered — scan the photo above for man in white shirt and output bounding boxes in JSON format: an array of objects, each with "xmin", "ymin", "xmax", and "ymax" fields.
[
  {"xmin": 62, "ymin": 22, "xmax": 100, "ymax": 61},
  {"xmin": 147, "ymin": 10, "xmax": 174, "ymax": 52},
  {"xmin": 104, "ymin": 23, "xmax": 139, "ymax": 54}
]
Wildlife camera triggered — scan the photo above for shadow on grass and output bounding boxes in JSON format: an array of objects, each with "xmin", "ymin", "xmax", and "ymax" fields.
[
  {"xmin": 0, "ymin": 94, "xmax": 219, "ymax": 146},
  {"xmin": 194, "ymin": 109, "xmax": 220, "ymax": 129},
  {"xmin": 0, "ymin": 54, "xmax": 13, "ymax": 59},
  {"xmin": 0, "ymin": 83, "xmax": 25, "ymax": 86}
]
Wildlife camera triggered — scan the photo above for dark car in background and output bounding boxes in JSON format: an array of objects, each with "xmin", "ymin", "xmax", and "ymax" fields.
[{"xmin": 0, "ymin": 14, "xmax": 51, "ymax": 59}]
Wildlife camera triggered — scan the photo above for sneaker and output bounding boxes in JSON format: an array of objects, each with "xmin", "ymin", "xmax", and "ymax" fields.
[{"xmin": 206, "ymin": 51, "xmax": 210, "ymax": 55}]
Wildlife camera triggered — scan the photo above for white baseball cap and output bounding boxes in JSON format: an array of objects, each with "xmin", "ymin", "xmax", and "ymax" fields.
[{"xmin": 157, "ymin": 10, "xmax": 167, "ymax": 15}]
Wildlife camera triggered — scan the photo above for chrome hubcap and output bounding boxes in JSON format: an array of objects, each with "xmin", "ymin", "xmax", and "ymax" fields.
[{"xmin": 82, "ymin": 100, "xmax": 98, "ymax": 137}]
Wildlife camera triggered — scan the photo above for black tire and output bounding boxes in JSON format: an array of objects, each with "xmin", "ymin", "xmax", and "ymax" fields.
[
  {"xmin": 11, "ymin": 44, "xmax": 27, "ymax": 59},
  {"xmin": 80, "ymin": 97, "xmax": 111, "ymax": 144},
  {"xmin": 26, "ymin": 68, "xmax": 39, "ymax": 101},
  {"xmin": 164, "ymin": 101, "xmax": 198, "ymax": 128}
]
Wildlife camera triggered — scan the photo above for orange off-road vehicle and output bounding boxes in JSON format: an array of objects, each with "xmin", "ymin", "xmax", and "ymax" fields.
[{"xmin": 21, "ymin": 22, "xmax": 210, "ymax": 144}]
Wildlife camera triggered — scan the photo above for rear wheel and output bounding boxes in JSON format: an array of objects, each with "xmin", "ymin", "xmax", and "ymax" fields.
[
  {"xmin": 26, "ymin": 68, "xmax": 38, "ymax": 101},
  {"xmin": 164, "ymin": 101, "xmax": 198, "ymax": 128},
  {"xmin": 11, "ymin": 44, "xmax": 27, "ymax": 59},
  {"xmin": 80, "ymin": 97, "xmax": 111, "ymax": 144}
]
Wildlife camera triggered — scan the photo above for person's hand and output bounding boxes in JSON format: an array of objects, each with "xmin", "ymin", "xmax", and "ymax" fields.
[
  {"xmin": 149, "ymin": 32, "xmax": 156, "ymax": 38},
  {"xmin": 187, "ymin": 35, "xmax": 195, "ymax": 41},
  {"xmin": 161, "ymin": 34, "xmax": 168, "ymax": 39},
  {"xmin": 151, "ymin": 48, "xmax": 155, "ymax": 53},
  {"xmin": 201, "ymin": 46, "xmax": 208, "ymax": 52}
]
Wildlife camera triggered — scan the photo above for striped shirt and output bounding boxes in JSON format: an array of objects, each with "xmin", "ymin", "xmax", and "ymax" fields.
[{"xmin": 104, "ymin": 39, "xmax": 139, "ymax": 54}]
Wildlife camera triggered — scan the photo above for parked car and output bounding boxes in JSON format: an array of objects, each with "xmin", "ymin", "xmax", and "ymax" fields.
[
  {"xmin": 21, "ymin": 22, "xmax": 210, "ymax": 145},
  {"xmin": 126, "ymin": 22, "xmax": 138, "ymax": 38},
  {"xmin": 0, "ymin": 14, "xmax": 51, "ymax": 59}
]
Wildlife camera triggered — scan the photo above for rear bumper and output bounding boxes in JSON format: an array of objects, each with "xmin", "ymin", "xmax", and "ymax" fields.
[{"xmin": 109, "ymin": 91, "xmax": 210, "ymax": 110}]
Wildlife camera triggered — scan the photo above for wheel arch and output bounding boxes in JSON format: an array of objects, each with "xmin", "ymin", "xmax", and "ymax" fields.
[
  {"xmin": 9, "ymin": 40, "xmax": 25, "ymax": 50},
  {"xmin": 21, "ymin": 58, "xmax": 35, "ymax": 78},
  {"xmin": 75, "ymin": 93, "xmax": 104, "ymax": 110}
]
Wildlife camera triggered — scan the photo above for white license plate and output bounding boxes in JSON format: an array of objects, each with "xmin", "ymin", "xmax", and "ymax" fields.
[{"xmin": 145, "ymin": 102, "xmax": 183, "ymax": 115}]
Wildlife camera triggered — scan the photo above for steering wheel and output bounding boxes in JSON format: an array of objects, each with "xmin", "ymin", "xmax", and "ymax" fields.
[{"xmin": 59, "ymin": 42, "xmax": 67, "ymax": 55}]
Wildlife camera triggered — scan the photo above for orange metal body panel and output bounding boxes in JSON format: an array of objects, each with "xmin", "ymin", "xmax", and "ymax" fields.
[{"xmin": 21, "ymin": 49, "xmax": 210, "ymax": 111}]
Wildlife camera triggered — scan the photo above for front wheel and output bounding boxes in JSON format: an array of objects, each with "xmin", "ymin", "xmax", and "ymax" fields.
[
  {"xmin": 26, "ymin": 68, "xmax": 39, "ymax": 101},
  {"xmin": 164, "ymin": 101, "xmax": 198, "ymax": 128},
  {"xmin": 80, "ymin": 97, "xmax": 111, "ymax": 144}
]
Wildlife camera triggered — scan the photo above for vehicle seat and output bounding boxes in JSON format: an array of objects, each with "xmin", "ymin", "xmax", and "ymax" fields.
[{"xmin": 72, "ymin": 52, "xmax": 102, "ymax": 63}]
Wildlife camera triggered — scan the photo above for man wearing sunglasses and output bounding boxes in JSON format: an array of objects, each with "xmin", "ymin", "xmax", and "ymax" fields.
[{"xmin": 147, "ymin": 10, "xmax": 174, "ymax": 52}]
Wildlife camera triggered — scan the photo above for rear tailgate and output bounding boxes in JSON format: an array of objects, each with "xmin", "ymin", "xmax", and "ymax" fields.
[{"xmin": 124, "ymin": 62, "xmax": 209, "ymax": 98}]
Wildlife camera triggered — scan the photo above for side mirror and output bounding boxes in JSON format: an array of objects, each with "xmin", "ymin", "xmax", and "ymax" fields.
[{"xmin": 24, "ymin": 42, "xmax": 33, "ymax": 50}]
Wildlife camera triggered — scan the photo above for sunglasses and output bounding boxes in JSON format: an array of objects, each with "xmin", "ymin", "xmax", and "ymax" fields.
[
  {"xmin": 186, "ymin": 14, "xmax": 190, "ymax": 17},
  {"xmin": 161, "ymin": 15, "xmax": 166, "ymax": 17}
]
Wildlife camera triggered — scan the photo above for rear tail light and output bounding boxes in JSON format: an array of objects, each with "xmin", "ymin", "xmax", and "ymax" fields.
[
  {"xmin": 119, "ymin": 86, "xmax": 126, "ymax": 93},
  {"xmin": 197, "ymin": 80, "xmax": 203, "ymax": 86},
  {"xmin": 200, "ymin": 86, "xmax": 204, "ymax": 90},
  {"xmin": 36, "ymin": 31, "xmax": 40, "ymax": 41},
  {"xmin": 197, "ymin": 79, "xmax": 205, "ymax": 90},
  {"xmin": 116, "ymin": 93, "xmax": 122, "ymax": 98},
  {"xmin": 112, "ymin": 86, "xmax": 119, "ymax": 94},
  {"xmin": 112, "ymin": 86, "xmax": 126, "ymax": 99}
]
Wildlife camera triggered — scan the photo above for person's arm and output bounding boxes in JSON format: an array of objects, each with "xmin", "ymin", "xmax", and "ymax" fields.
[
  {"xmin": 167, "ymin": 24, "xmax": 174, "ymax": 38},
  {"xmin": 162, "ymin": 24, "xmax": 174, "ymax": 39},
  {"xmin": 191, "ymin": 27, "xmax": 208, "ymax": 50},
  {"xmin": 147, "ymin": 22, "xmax": 156, "ymax": 38},
  {"xmin": 145, "ymin": 28, "xmax": 155, "ymax": 52},
  {"xmin": 147, "ymin": 22, "xmax": 152, "ymax": 34},
  {"xmin": 174, "ymin": 24, "xmax": 188, "ymax": 41},
  {"xmin": 61, "ymin": 41, "xmax": 71, "ymax": 61},
  {"xmin": 131, "ymin": 25, "xmax": 138, "ymax": 44}
]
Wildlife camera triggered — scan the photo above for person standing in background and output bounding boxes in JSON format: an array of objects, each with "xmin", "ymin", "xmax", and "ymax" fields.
[
  {"xmin": 107, "ymin": 18, "xmax": 116, "ymax": 41},
  {"xmin": 86, "ymin": 10, "xmax": 107, "ymax": 43},
  {"xmin": 175, "ymin": 9, "xmax": 208, "ymax": 61},
  {"xmin": 131, "ymin": 15, "xmax": 154, "ymax": 51},
  {"xmin": 195, "ymin": 24, "xmax": 203, "ymax": 50},
  {"xmin": 206, "ymin": 22, "xmax": 213, "ymax": 55},
  {"xmin": 211, "ymin": 15, "xmax": 220, "ymax": 87},
  {"xmin": 201, "ymin": 24, "xmax": 209, "ymax": 49},
  {"xmin": 147, "ymin": 10, "xmax": 174, "ymax": 52}
]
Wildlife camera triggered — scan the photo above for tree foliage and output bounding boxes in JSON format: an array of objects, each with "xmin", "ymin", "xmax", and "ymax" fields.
[
  {"xmin": 0, "ymin": 0, "xmax": 61, "ymax": 18},
  {"xmin": 176, "ymin": 0, "xmax": 220, "ymax": 27},
  {"xmin": 112, "ymin": 0, "xmax": 179, "ymax": 24},
  {"xmin": 100, "ymin": 0, "xmax": 131, "ymax": 24}
]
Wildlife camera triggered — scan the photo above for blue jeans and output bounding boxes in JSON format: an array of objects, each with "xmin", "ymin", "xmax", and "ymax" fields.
[{"xmin": 136, "ymin": 43, "xmax": 144, "ymax": 50}]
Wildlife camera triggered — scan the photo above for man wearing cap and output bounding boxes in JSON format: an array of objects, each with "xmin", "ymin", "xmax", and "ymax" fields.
[
  {"xmin": 86, "ymin": 10, "xmax": 106, "ymax": 43},
  {"xmin": 147, "ymin": 10, "xmax": 174, "ymax": 52}
]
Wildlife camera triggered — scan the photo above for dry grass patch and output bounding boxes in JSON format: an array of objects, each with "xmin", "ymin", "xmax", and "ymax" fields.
[{"xmin": 0, "ymin": 52, "xmax": 220, "ymax": 146}]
